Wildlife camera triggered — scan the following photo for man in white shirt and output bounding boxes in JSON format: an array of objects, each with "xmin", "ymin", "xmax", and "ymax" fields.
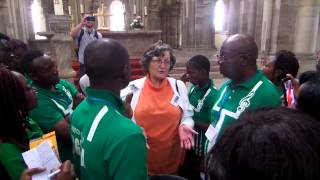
[{"xmin": 70, "ymin": 14, "xmax": 102, "ymax": 77}]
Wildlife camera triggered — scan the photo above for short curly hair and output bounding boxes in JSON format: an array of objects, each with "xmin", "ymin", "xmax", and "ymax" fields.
[{"xmin": 141, "ymin": 40, "xmax": 176, "ymax": 73}]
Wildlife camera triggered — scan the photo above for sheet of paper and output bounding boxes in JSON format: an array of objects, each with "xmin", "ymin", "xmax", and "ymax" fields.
[{"xmin": 22, "ymin": 141, "xmax": 61, "ymax": 180}]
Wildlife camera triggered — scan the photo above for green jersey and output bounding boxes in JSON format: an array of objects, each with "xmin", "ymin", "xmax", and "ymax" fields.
[
  {"xmin": 188, "ymin": 79, "xmax": 217, "ymax": 156},
  {"xmin": 71, "ymin": 88, "xmax": 147, "ymax": 180},
  {"xmin": 29, "ymin": 79, "xmax": 77, "ymax": 161},
  {"xmin": 0, "ymin": 119, "xmax": 43, "ymax": 180},
  {"xmin": 206, "ymin": 71, "xmax": 282, "ymax": 149},
  {"xmin": 188, "ymin": 79, "xmax": 217, "ymax": 123}
]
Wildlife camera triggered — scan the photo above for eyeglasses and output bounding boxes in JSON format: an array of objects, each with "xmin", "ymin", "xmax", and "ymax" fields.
[{"xmin": 151, "ymin": 59, "xmax": 171, "ymax": 66}]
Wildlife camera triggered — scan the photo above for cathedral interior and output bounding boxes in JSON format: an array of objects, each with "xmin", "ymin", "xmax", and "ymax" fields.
[{"xmin": 0, "ymin": 0, "xmax": 319, "ymax": 84}]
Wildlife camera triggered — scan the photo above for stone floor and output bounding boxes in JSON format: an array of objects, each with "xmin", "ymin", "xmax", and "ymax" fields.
[{"xmin": 171, "ymin": 49, "xmax": 317, "ymax": 88}]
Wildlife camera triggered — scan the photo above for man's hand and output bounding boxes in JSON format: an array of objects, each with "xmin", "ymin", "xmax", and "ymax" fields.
[
  {"xmin": 55, "ymin": 160, "xmax": 76, "ymax": 180},
  {"xmin": 283, "ymin": 74, "xmax": 299, "ymax": 109},
  {"xmin": 81, "ymin": 16, "xmax": 87, "ymax": 26},
  {"xmin": 73, "ymin": 92, "xmax": 85, "ymax": 107},
  {"xmin": 179, "ymin": 125, "xmax": 198, "ymax": 150},
  {"xmin": 20, "ymin": 168, "xmax": 46, "ymax": 180},
  {"xmin": 286, "ymin": 73, "xmax": 299, "ymax": 97}
]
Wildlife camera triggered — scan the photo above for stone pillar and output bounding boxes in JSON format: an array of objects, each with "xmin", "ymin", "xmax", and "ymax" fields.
[
  {"xmin": 53, "ymin": 0, "xmax": 64, "ymax": 15},
  {"xmin": 271, "ymin": 0, "xmax": 299, "ymax": 54},
  {"xmin": 69, "ymin": 0, "xmax": 81, "ymax": 25},
  {"xmin": 270, "ymin": 0, "xmax": 282, "ymax": 54},
  {"xmin": 253, "ymin": 0, "xmax": 264, "ymax": 50},
  {"xmin": 238, "ymin": 0, "xmax": 247, "ymax": 33},
  {"xmin": 48, "ymin": 15, "xmax": 76, "ymax": 81},
  {"xmin": 293, "ymin": 0, "xmax": 320, "ymax": 57},
  {"xmin": 182, "ymin": 0, "xmax": 214, "ymax": 49},
  {"xmin": 227, "ymin": 0, "xmax": 240, "ymax": 35},
  {"xmin": 182, "ymin": 0, "xmax": 195, "ymax": 48},
  {"xmin": 247, "ymin": 0, "xmax": 257, "ymax": 36},
  {"xmin": 260, "ymin": 0, "xmax": 274, "ymax": 54}
]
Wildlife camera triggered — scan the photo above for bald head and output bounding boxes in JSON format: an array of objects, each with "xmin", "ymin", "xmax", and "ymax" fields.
[
  {"xmin": 84, "ymin": 39, "xmax": 130, "ymax": 87},
  {"xmin": 222, "ymin": 34, "xmax": 258, "ymax": 66}
]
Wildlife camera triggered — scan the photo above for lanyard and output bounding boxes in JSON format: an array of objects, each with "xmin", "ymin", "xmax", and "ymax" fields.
[
  {"xmin": 190, "ymin": 81, "xmax": 212, "ymax": 112},
  {"xmin": 216, "ymin": 88, "xmax": 230, "ymax": 120},
  {"xmin": 87, "ymin": 97, "xmax": 120, "ymax": 112}
]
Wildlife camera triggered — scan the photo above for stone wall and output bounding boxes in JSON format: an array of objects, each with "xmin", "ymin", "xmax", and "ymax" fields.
[{"xmin": 182, "ymin": 0, "xmax": 214, "ymax": 49}]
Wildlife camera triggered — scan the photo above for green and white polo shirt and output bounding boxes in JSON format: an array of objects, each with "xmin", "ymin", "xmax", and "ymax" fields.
[
  {"xmin": 188, "ymin": 79, "xmax": 217, "ymax": 156},
  {"xmin": 188, "ymin": 79, "xmax": 217, "ymax": 123},
  {"xmin": 30, "ymin": 80, "xmax": 77, "ymax": 131},
  {"xmin": 205, "ymin": 71, "xmax": 282, "ymax": 151},
  {"xmin": 71, "ymin": 88, "xmax": 147, "ymax": 180},
  {"xmin": 29, "ymin": 79, "xmax": 77, "ymax": 161}
]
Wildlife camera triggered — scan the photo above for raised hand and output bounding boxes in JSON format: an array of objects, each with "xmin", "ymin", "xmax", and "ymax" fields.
[{"xmin": 179, "ymin": 125, "xmax": 198, "ymax": 150}]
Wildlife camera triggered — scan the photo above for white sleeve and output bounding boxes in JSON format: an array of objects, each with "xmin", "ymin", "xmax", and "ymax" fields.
[
  {"xmin": 79, "ymin": 74, "xmax": 90, "ymax": 95},
  {"xmin": 176, "ymin": 80, "xmax": 194, "ymax": 128}
]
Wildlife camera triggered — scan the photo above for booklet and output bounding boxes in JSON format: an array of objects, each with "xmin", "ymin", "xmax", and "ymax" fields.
[
  {"xmin": 22, "ymin": 141, "xmax": 61, "ymax": 180},
  {"xmin": 29, "ymin": 131, "xmax": 60, "ymax": 159}
]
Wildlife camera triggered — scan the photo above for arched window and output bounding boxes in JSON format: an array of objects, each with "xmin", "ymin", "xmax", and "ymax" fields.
[
  {"xmin": 110, "ymin": 1, "xmax": 125, "ymax": 31},
  {"xmin": 214, "ymin": 0, "xmax": 225, "ymax": 32},
  {"xmin": 31, "ymin": 0, "xmax": 46, "ymax": 39}
]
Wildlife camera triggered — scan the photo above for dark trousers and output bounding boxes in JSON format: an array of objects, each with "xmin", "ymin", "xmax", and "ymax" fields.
[
  {"xmin": 179, "ymin": 150, "xmax": 203, "ymax": 180},
  {"xmin": 79, "ymin": 63, "xmax": 85, "ymax": 78}
]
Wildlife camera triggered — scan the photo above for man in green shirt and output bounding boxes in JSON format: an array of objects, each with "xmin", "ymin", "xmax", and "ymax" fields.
[
  {"xmin": 21, "ymin": 50, "xmax": 84, "ymax": 161},
  {"xmin": 180, "ymin": 55, "xmax": 217, "ymax": 180},
  {"xmin": 71, "ymin": 39, "xmax": 147, "ymax": 179},
  {"xmin": 205, "ymin": 34, "xmax": 282, "ymax": 151}
]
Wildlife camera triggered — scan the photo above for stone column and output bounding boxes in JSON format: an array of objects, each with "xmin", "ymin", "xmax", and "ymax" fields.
[
  {"xmin": 260, "ymin": 0, "xmax": 274, "ymax": 54},
  {"xmin": 238, "ymin": 0, "xmax": 247, "ymax": 33},
  {"xmin": 270, "ymin": 0, "xmax": 282, "ymax": 54},
  {"xmin": 227, "ymin": 0, "xmax": 240, "ymax": 35},
  {"xmin": 253, "ymin": 0, "xmax": 264, "ymax": 50},
  {"xmin": 293, "ymin": 0, "xmax": 320, "ymax": 57},
  {"xmin": 247, "ymin": 0, "xmax": 257, "ymax": 36},
  {"xmin": 48, "ymin": 15, "xmax": 76, "ymax": 81}
]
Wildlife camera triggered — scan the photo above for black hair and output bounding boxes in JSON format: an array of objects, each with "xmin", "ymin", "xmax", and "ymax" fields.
[
  {"xmin": 84, "ymin": 39, "xmax": 129, "ymax": 83},
  {"xmin": 207, "ymin": 107, "xmax": 320, "ymax": 180},
  {"xmin": 299, "ymin": 70, "xmax": 320, "ymax": 85},
  {"xmin": 297, "ymin": 79, "xmax": 320, "ymax": 121},
  {"xmin": 20, "ymin": 49, "xmax": 44, "ymax": 74},
  {"xmin": 186, "ymin": 55, "xmax": 210, "ymax": 73},
  {"xmin": 0, "ymin": 33, "xmax": 12, "ymax": 66},
  {"xmin": 8, "ymin": 39, "xmax": 28, "ymax": 52},
  {"xmin": 0, "ymin": 66, "xmax": 30, "ymax": 150},
  {"xmin": 141, "ymin": 40, "xmax": 176, "ymax": 73},
  {"xmin": 273, "ymin": 50, "xmax": 299, "ymax": 85}
]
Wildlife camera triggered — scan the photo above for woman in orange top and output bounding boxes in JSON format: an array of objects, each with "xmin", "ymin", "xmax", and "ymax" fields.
[{"xmin": 122, "ymin": 41, "xmax": 196, "ymax": 175}]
